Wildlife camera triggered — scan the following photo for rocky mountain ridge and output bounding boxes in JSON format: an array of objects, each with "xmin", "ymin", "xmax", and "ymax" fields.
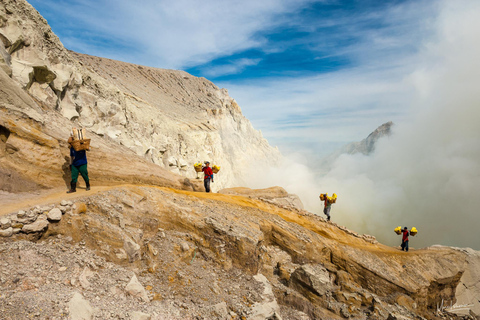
[
  {"xmin": 0, "ymin": 0, "xmax": 280, "ymax": 192},
  {"xmin": 319, "ymin": 121, "xmax": 393, "ymax": 174}
]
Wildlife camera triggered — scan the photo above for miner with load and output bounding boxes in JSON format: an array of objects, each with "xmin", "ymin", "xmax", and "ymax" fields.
[
  {"xmin": 67, "ymin": 128, "xmax": 91, "ymax": 193},
  {"xmin": 319, "ymin": 193, "xmax": 337, "ymax": 221},
  {"xmin": 194, "ymin": 161, "xmax": 220, "ymax": 193},
  {"xmin": 394, "ymin": 226, "xmax": 418, "ymax": 252}
]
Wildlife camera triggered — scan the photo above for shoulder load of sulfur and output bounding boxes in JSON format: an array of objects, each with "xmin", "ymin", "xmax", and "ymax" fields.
[
  {"xmin": 194, "ymin": 163, "xmax": 203, "ymax": 172},
  {"xmin": 212, "ymin": 165, "xmax": 220, "ymax": 174},
  {"xmin": 394, "ymin": 226, "xmax": 402, "ymax": 235},
  {"xmin": 410, "ymin": 227, "xmax": 418, "ymax": 236}
]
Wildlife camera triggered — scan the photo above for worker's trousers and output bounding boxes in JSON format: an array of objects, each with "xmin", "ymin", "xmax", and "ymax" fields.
[
  {"xmin": 401, "ymin": 240, "xmax": 409, "ymax": 252},
  {"xmin": 71, "ymin": 164, "xmax": 89, "ymax": 184},
  {"xmin": 204, "ymin": 178, "xmax": 211, "ymax": 193},
  {"xmin": 323, "ymin": 206, "xmax": 331, "ymax": 219}
]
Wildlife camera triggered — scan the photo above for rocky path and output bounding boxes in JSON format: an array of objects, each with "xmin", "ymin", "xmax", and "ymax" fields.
[{"xmin": 0, "ymin": 186, "xmax": 115, "ymax": 217}]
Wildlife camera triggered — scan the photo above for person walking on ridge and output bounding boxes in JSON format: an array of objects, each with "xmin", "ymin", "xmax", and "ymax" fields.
[
  {"xmin": 67, "ymin": 136, "xmax": 90, "ymax": 193},
  {"xmin": 401, "ymin": 227, "xmax": 409, "ymax": 252},
  {"xmin": 320, "ymin": 193, "xmax": 336, "ymax": 221},
  {"xmin": 202, "ymin": 161, "xmax": 213, "ymax": 193}
]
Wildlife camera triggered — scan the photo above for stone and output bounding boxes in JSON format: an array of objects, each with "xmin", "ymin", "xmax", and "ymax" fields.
[
  {"xmin": 74, "ymin": 202, "xmax": 87, "ymax": 214},
  {"xmin": 58, "ymin": 206, "xmax": 68, "ymax": 214},
  {"xmin": 79, "ymin": 267, "xmax": 92, "ymax": 289},
  {"xmin": 290, "ymin": 263, "xmax": 333, "ymax": 296},
  {"xmin": 60, "ymin": 200, "xmax": 69, "ymax": 206},
  {"xmin": 17, "ymin": 210, "xmax": 26, "ymax": 218},
  {"xmin": 12, "ymin": 228, "xmax": 21, "ymax": 234},
  {"xmin": 250, "ymin": 274, "xmax": 283, "ymax": 320},
  {"xmin": 180, "ymin": 242, "xmax": 189, "ymax": 252},
  {"xmin": 125, "ymin": 274, "xmax": 149, "ymax": 303},
  {"xmin": 0, "ymin": 227, "xmax": 13, "ymax": 237},
  {"xmin": 21, "ymin": 215, "xmax": 49, "ymax": 233},
  {"xmin": 115, "ymin": 248, "xmax": 128, "ymax": 260},
  {"xmin": 131, "ymin": 311, "xmax": 151, "ymax": 320},
  {"xmin": 47, "ymin": 208, "xmax": 62, "ymax": 221},
  {"xmin": 39, "ymin": 206, "xmax": 51, "ymax": 213},
  {"xmin": 0, "ymin": 217, "xmax": 11, "ymax": 229},
  {"xmin": 205, "ymin": 302, "xmax": 228, "ymax": 319},
  {"xmin": 123, "ymin": 237, "xmax": 141, "ymax": 262},
  {"xmin": 68, "ymin": 292, "xmax": 94, "ymax": 320}
]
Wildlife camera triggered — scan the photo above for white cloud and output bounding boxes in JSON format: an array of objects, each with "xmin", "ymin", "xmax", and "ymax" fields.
[
  {"xmin": 201, "ymin": 58, "xmax": 262, "ymax": 78},
  {"xmin": 34, "ymin": 0, "xmax": 312, "ymax": 69},
  {"xmin": 245, "ymin": 0, "xmax": 480, "ymax": 249}
]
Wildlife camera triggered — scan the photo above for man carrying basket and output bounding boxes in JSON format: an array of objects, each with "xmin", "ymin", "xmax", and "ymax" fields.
[
  {"xmin": 202, "ymin": 161, "xmax": 214, "ymax": 193},
  {"xmin": 67, "ymin": 135, "xmax": 90, "ymax": 193}
]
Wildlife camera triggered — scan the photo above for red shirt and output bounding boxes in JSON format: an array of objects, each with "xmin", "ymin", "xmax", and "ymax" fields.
[
  {"xmin": 202, "ymin": 166, "xmax": 213, "ymax": 179},
  {"xmin": 402, "ymin": 230, "xmax": 409, "ymax": 242}
]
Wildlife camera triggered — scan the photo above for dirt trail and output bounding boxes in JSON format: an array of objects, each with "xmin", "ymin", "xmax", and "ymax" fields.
[{"xmin": 0, "ymin": 185, "xmax": 115, "ymax": 216}]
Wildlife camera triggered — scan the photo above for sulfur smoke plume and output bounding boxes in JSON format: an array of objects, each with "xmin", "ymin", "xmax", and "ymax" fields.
[{"xmin": 249, "ymin": 0, "xmax": 480, "ymax": 249}]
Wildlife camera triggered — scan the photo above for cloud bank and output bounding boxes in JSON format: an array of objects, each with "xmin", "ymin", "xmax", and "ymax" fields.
[{"xmin": 247, "ymin": 0, "xmax": 480, "ymax": 249}]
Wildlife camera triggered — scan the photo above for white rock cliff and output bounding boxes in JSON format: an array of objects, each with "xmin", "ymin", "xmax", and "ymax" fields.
[{"xmin": 0, "ymin": 0, "xmax": 281, "ymax": 190}]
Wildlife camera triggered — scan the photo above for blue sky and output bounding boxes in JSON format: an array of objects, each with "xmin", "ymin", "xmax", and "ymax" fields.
[{"xmin": 28, "ymin": 0, "xmax": 439, "ymax": 159}]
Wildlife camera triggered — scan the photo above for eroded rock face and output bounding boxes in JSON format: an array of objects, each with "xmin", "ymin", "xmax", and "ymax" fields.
[
  {"xmin": 219, "ymin": 186, "xmax": 304, "ymax": 211},
  {"xmin": 0, "ymin": 0, "xmax": 281, "ymax": 191},
  {"xmin": 1, "ymin": 186, "xmax": 477, "ymax": 319}
]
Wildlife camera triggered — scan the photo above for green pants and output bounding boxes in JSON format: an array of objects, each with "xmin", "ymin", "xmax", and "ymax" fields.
[{"xmin": 71, "ymin": 164, "xmax": 89, "ymax": 184}]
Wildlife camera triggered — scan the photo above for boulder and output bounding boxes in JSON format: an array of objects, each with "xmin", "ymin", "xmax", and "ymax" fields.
[
  {"xmin": 68, "ymin": 292, "xmax": 94, "ymax": 320},
  {"xmin": 0, "ymin": 227, "xmax": 13, "ymax": 237},
  {"xmin": 123, "ymin": 237, "xmax": 141, "ymax": 262},
  {"xmin": 0, "ymin": 217, "xmax": 11, "ymax": 229},
  {"xmin": 21, "ymin": 215, "xmax": 49, "ymax": 233},
  {"xmin": 205, "ymin": 302, "xmax": 228, "ymax": 319},
  {"xmin": 290, "ymin": 263, "xmax": 333, "ymax": 296},
  {"xmin": 47, "ymin": 208, "xmax": 62, "ymax": 221},
  {"xmin": 131, "ymin": 311, "xmax": 151, "ymax": 320},
  {"xmin": 125, "ymin": 274, "xmax": 149, "ymax": 303},
  {"xmin": 249, "ymin": 274, "xmax": 283, "ymax": 320}
]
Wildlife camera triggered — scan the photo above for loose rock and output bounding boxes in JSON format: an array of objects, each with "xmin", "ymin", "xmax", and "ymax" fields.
[
  {"xmin": 21, "ymin": 215, "xmax": 49, "ymax": 233},
  {"xmin": 0, "ymin": 227, "xmax": 13, "ymax": 237},
  {"xmin": 47, "ymin": 208, "xmax": 62, "ymax": 221},
  {"xmin": 125, "ymin": 274, "xmax": 149, "ymax": 303},
  {"xmin": 131, "ymin": 311, "xmax": 151, "ymax": 320},
  {"xmin": 68, "ymin": 292, "xmax": 94, "ymax": 320}
]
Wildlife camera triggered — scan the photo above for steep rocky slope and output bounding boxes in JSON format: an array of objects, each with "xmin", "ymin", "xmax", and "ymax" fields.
[
  {"xmin": 1, "ymin": 185, "xmax": 479, "ymax": 319},
  {"xmin": 0, "ymin": 0, "xmax": 280, "ymax": 191}
]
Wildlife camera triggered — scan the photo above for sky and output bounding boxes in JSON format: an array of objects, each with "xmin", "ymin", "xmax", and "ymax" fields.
[
  {"xmin": 28, "ymin": 0, "xmax": 435, "ymax": 158},
  {"xmin": 28, "ymin": 0, "xmax": 480, "ymax": 248}
]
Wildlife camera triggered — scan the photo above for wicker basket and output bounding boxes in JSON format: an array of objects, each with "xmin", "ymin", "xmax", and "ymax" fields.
[
  {"xmin": 212, "ymin": 165, "xmax": 220, "ymax": 174},
  {"xmin": 194, "ymin": 163, "xmax": 203, "ymax": 173},
  {"xmin": 71, "ymin": 139, "xmax": 91, "ymax": 151}
]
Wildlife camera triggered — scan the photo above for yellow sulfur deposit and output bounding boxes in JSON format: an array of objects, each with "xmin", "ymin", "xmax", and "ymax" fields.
[
  {"xmin": 212, "ymin": 165, "xmax": 220, "ymax": 174},
  {"xmin": 410, "ymin": 227, "xmax": 418, "ymax": 236},
  {"xmin": 394, "ymin": 226, "xmax": 402, "ymax": 235},
  {"xmin": 194, "ymin": 163, "xmax": 203, "ymax": 173}
]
